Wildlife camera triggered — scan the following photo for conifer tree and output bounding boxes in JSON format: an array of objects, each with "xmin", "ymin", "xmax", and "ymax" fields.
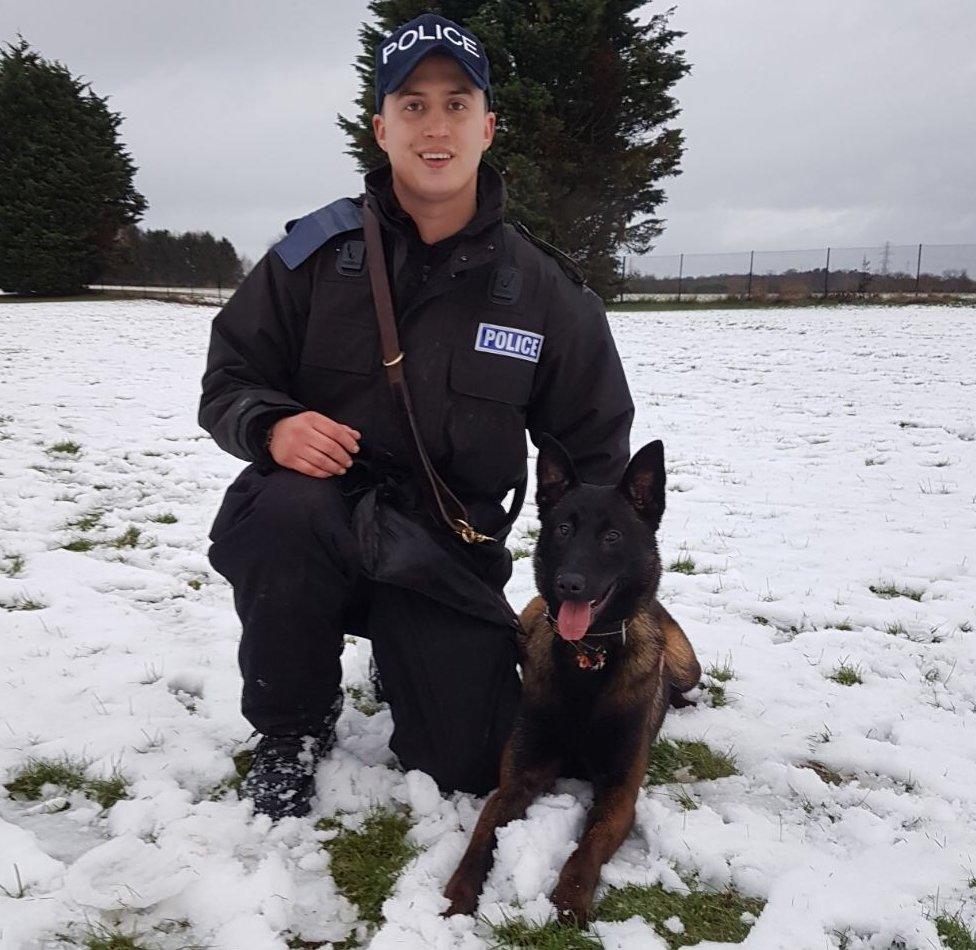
[
  {"xmin": 338, "ymin": 1, "xmax": 688, "ymax": 297},
  {"xmin": 0, "ymin": 38, "xmax": 146, "ymax": 295}
]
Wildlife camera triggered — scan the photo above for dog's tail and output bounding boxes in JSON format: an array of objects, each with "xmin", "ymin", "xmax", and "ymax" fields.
[{"xmin": 652, "ymin": 602, "xmax": 702, "ymax": 699}]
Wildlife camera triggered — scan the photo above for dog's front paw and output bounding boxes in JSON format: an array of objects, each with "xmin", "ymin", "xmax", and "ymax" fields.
[
  {"xmin": 550, "ymin": 878, "xmax": 593, "ymax": 928},
  {"xmin": 442, "ymin": 877, "xmax": 480, "ymax": 918}
]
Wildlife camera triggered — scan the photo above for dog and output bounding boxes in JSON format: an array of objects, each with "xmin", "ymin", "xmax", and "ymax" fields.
[{"xmin": 443, "ymin": 434, "xmax": 701, "ymax": 925}]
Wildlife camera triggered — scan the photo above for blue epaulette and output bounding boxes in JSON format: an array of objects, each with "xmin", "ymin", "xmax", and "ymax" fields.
[{"xmin": 274, "ymin": 197, "xmax": 364, "ymax": 270}]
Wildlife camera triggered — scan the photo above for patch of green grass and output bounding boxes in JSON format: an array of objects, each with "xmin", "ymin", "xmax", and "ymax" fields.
[
  {"xmin": 1, "ymin": 594, "xmax": 46, "ymax": 611},
  {"xmin": 935, "ymin": 914, "xmax": 976, "ymax": 950},
  {"xmin": 66, "ymin": 509, "xmax": 103, "ymax": 531},
  {"xmin": 0, "ymin": 554, "xmax": 25, "ymax": 577},
  {"xmin": 187, "ymin": 578, "xmax": 202, "ymax": 590},
  {"xmin": 869, "ymin": 580, "xmax": 924, "ymax": 601},
  {"xmin": 704, "ymin": 659, "xmax": 734, "ymax": 683},
  {"xmin": 597, "ymin": 882, "xmax": 764, "ymax": 947},
  {"xmin": 828, "ymin": 662, "xmax": 863, "ymax": 686},
  {"xmin": 802, "ymin": 761, "xmax": 846, "ymax": 786},
  {"xmin": 346, "ymin": 683, "xmax": 382, "ymax": 716},
  {"xmin": 109, "ymin": 526, "xmax": 141, "ymax": 548},
  {"xmin": 511, "ymin": 546, "xmax": 533, "ymax": 561},
  {"xmin": 668, "ymin": 554, "xmax": 696, "ymax": 575},
  {"xmin": 56, "ymin": 920, "xmax": 151, "ymax": 949},
  {"xmin": 4, "ymin": 754, "xmax": 89, "ymax": 799},
  {"xmin": 320, "ymin": 807, "xmax": 420, "ymax": 927},
  {"xmin": 149, "ymin": 512, "xmax": 177, "ymax": 524},
  {"xmin": 671, "ymin": 787, "xmax": 699, "ymax": 810},
  {"xmin": 4, "ymin": 754, "xmax": 129, "ymax": 809},
  {"xmin": 885, "ymin": 620, "xmax": 907, "ymax": 636},
  {"xmin": 210, "ymin": 747, "xmax": 256, "ymax": 800},
  {"xmin": 85, "ymin": 768, "xmax": 130, "ymax": 809},
  {"xmin": 646, "ymin": 739, "xmax": 737, "ymax": 786},
  {"xmin": 702, "ymin": 682, "xmax": 727, "ymax": 707},
  {"xmin": 487, "ymin": 916, "xmax": 601, "ymax": 949},
  {"xmin": 62, "ymin": 537, "xmax": 96, "ymax": 552},
  {"xmin": 834, "ymin": 618, "xmax": 854, "ymax": 631},
  {"xmin": 47, "ymin": 440, "xmax": 81, "ymax": 455}
]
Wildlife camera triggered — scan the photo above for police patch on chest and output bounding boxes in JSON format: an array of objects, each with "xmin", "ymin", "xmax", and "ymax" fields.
[{"xmin": 475, "ymin": 323, "xmax": 544, "ymax": 363}]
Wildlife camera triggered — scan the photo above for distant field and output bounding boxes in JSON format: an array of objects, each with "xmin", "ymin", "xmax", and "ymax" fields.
[{"xmin": 1, "ymin": 301, "xmax": 974, "ymax": 949}]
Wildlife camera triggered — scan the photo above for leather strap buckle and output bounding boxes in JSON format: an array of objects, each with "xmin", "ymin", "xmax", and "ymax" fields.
[{"xmin": 454, "ymin": 519, "xmax": 493, "ymax": 544}]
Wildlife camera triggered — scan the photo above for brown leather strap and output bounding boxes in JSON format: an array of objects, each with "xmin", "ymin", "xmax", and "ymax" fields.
[{"xmin": 362, "ymin": 200, "xmax": 525, "ymax": 544}]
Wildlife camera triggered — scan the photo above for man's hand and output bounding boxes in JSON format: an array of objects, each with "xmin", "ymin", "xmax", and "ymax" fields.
[{"xmin": 269, "ymin": 411, "xmax": 361, "ymax": 478}]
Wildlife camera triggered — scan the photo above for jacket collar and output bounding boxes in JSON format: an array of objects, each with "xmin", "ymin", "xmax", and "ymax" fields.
[{"xmin": 363, "ymin": 159, "xmax": 506, "ymax": 246}]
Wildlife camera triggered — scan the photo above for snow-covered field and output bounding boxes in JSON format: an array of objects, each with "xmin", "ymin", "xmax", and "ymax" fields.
[{"xmin": 1, "ymin": 301, "xmax": 974, "ymax": 949}]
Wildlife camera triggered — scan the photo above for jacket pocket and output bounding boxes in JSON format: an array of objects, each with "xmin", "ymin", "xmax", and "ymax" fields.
[
  {"xmin": 449, "ymin": 347, "xmax": 535, "ymax": 406},
  {"xmin": 445, "ymin": 347, "xmax": 534, "ymax": 498},
  {"xmin": 300, "ymin": 315, "xmax": 379, "ymax": 375}
]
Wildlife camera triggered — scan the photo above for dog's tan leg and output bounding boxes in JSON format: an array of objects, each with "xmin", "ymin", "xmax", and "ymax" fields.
[
  {"xmin": 550, "ymin": 751, "xmax": 648, "ymax": 926},
  {"xmin": 443, "ymin": 751, "xmax": 559, "ymax": 917},
  {"xmin": 654, "ymin": 601, "xmax": 701, "ymax": 693}
]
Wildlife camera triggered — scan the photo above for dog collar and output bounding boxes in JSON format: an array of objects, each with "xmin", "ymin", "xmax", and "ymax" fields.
[{"xmin": 543, "ymin": 605, "xmax": 628, "ymax": 672}]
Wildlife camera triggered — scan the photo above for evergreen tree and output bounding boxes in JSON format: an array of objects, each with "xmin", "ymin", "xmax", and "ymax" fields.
[
  {"xmin": 0, "ymin": 37, "xmax": 146, "ymax": 295},
  {"xmin": 102, "ymin": 226, "xmax": 245, "ymax": 288},
  {"xmin": 338, "ymin": 1, "xmax": 688, "ymax": 298}
]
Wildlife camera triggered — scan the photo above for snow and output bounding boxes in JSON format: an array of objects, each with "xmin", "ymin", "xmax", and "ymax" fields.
[{"xmin": 1, "ymin": 300, "xmax": 974, "ymax": 948}]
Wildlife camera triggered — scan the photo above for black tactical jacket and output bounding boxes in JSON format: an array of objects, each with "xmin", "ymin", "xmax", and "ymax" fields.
[{"xmin": 198, "ymin": 160, "xmax": 634, "ymax": 536}]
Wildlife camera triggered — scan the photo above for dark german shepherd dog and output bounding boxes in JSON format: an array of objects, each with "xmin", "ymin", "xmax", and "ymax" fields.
[{"xmin": 443, "ymin": 435, "xmax": 701, "ymax": 925}]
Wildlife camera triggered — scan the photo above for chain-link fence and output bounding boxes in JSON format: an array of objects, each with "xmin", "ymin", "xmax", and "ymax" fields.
[{"xmin": 625, "ymin": 242, "xmax": 976, "ymax": 301}]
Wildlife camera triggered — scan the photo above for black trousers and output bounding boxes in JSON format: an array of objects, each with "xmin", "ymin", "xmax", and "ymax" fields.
[{"xmin": 207, "ymin": 464, "xmax": 521, "ymax": 795}]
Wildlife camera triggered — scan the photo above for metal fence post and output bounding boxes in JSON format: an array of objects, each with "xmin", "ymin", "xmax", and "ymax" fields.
[
  {"xmin": 677, "ymin": 253, "xmax": 684, "ymax": 302},
  {"xmin": 823, "ymin": 247, "xmax": 831, "ymax": 299},
  {"xmin": 915, "ymin": 244, "xmax": 923, "ymax": 298},
  {"xmin": 747, "ymin": 250, "xmax": 754, "ymax": 300}
]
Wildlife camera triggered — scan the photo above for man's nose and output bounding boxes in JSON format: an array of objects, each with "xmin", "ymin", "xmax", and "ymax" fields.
[{"xmin": 423, "ymin": 114, "xmax": 450, "ymax": 137}]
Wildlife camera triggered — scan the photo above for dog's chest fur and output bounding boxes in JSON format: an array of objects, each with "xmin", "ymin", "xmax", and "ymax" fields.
[{"xmin": 515, "ymin": 595, "xmax": 668, "ymax": 778}]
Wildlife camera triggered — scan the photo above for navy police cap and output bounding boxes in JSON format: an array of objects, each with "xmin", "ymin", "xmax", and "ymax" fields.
[{"xmin": 374, "ymin": 13, "xmax": 491, "ymax": 114}]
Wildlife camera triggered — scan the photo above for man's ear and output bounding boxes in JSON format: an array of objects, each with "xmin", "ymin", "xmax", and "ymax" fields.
[
  {"xmin": 482, "ymin": 109, "xmax": 496, "ymax": 151},
  {"xmin": 618, "ymin": 439, "xmax": 666, "ymax": 530},
  {"xmin": 536, "ymin": 433, "xmax": 578, "ymax": 513},
  {"xmin": 372, "ymin": 113, "xmax": 387, "ymax": 152}
]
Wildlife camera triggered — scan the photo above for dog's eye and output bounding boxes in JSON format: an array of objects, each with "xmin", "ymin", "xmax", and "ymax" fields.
[
  {"xmin": 557, "ymin": 522, "xmax": 571, "ymax": 536},
  {"xmin": 604, "ymin": 530, "xmax": 621, "ymax": 544}
]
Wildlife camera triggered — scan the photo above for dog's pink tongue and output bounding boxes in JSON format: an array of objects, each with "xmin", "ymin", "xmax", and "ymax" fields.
[{"xmin": 557, "ymin": 601, "xmax": 592, "ymax": 641}]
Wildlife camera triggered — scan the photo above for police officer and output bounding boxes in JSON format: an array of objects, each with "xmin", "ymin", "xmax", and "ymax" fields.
[{"xmin": 199, "ymin": 13, "xmax": 634, "ymax": 820}]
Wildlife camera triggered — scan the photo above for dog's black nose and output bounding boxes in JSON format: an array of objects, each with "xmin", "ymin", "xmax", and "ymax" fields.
[{"xmin": 556, "ymin": 572, "xmax": 586, "ymax": 597}]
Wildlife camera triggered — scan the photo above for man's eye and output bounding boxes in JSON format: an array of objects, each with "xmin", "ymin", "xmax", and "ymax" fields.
[
  {"xmin": 605, "ymin": 531, "xmax": 621, "ymax": 544},
  {"xmin": 450, "ymin": 101, "xmax": 466, "ymax": 110}
]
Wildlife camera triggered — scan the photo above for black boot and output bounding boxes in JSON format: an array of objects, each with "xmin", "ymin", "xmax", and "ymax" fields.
[{"xmin": 240, "ymin": 693, "xmax": 343, "ymax": 820}]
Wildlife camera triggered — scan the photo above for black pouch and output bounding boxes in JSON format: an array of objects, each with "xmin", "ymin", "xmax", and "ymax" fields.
[{"xmin": 351, "ymin": 483, "xmax": 519, "ymax": 632}]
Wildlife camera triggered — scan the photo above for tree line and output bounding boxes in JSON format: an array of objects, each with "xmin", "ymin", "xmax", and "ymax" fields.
[
  {"xmin": 2, "ymin": 2, "xmax": 690, "ymax": 299},
  {"xmin": 627, "ymin": 266, "xmax": 976, "ymax": 299},
  {"xmin": 101, "ymin": 226, "xmax": 245, "ymax": 289}
]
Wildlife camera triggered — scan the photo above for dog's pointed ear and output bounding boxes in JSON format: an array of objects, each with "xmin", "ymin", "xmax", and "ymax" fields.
[
  {"xmin": 618, "ymin": 439, "xmax": 666, "ymax": 529},
  {"xmin": 536, "ymin": 433, "xmax": 579, "ymax": 512}
]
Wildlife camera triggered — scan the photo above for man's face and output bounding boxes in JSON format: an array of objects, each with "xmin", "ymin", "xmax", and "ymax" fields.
[{"xmin": 372, "ymin": 53, "xmax": 496, "ymax": 201}]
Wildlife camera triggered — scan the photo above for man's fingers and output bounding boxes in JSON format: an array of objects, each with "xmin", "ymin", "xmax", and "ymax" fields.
[
  {"xmin": 307, "ymin": 434, "xmax": 355, "ymax": 470},
  {"xmin": 294, "ymin": 453, "xmax": 338, "ymax": 478},
  {"xmin": 308, "ymin": 415, "xmax": 361, "ymax": 454},
  {"xmin": 300, "ymin": 447, "xmax": 347, "ymax": 476}
]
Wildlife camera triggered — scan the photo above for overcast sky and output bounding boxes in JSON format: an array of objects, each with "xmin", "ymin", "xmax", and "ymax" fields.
[{"xmin": 5, "ymin": 1, "xmax": 974, "ymax": 269}]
